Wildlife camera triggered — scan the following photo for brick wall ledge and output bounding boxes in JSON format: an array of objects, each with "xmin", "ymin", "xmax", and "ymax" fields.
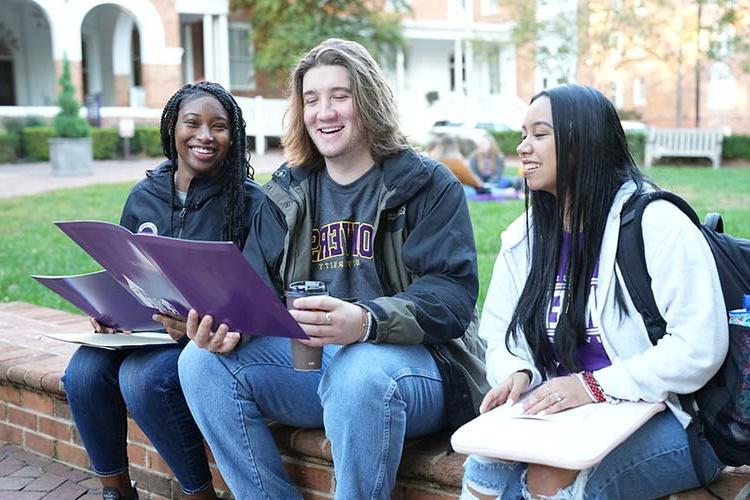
[{"xmin": 0, "ymin": 301, "xmax": 747, "ymax": 499}]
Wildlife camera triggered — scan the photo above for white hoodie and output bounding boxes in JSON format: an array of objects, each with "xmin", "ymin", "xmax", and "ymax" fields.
[{"xmin": 479, "ymin": 182, "xmax": 728, "ymax": 426}]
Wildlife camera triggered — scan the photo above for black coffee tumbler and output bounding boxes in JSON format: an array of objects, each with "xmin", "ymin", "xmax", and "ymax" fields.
[{"xmin": 286, "ymin": 281, "xmax": 328, "ymax": 371}]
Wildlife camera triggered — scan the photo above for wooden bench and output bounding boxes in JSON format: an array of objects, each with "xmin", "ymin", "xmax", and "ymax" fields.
[
  {"xmin": 0, "ymin": 301, "xmax": 747, "ymax": 499},
  {"xmin": 644, "ymin": 127, "xmax": 724, "ymax": 169}
]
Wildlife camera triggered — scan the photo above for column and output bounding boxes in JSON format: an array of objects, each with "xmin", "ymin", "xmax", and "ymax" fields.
[
  {"xmin": 396, "ymin": 47, "xmax": 406, "ymax": 94},
  {"xmin": 216, "ymin": 14, "xmax": 230, "ymax": 88},
  {"xmin": 182, "ymin": 24, "xmax": 194, "ymax": 83},
  {"xmin": 465, "ymin": 39, "xmax": 474, "ymax": 100},
  {"xmin": 202, "ymin": 14, "xmax": 215, "ymax": 81}
]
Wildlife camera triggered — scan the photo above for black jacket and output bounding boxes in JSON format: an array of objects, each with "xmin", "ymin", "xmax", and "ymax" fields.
[
  {"xmin": 120, "ymin": 160, "xmax": 265, "ymax": 248},
  {"xmin": 244, "ymin": 149, "xmax": 488, "ymax": 428}
]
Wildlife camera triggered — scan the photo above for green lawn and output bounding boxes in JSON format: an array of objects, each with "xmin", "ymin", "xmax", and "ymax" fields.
[{"xmin": 1, "ymin": 168, "xmax": 748, "ymax": 314}]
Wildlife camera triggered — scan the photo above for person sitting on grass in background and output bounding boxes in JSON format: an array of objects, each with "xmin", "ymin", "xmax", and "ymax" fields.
[
  {"xmin": 177, "ymin": 38, "xmax": 487, "ymax": 500},
  {"xmin": 468, "ymin": 132, "xmax": 521, "ymax": 190},
  {"xmin": 62, "ymin": 81, "xmax": 265, "ymax": 500},
  {"xmin": 462, "ymin": 84, "xmax": 727, "ymax": 499},
  {"xmin": 427, "ymin": 134, "xmax": 485, "ymax": 192}
]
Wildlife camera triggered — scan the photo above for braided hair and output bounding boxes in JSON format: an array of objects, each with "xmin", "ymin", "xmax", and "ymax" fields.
[{"xmin": 159, "ymin": 81, "xmax": 254, "ymax": 246}]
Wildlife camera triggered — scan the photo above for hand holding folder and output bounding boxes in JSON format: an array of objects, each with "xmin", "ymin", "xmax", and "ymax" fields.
[{"xmin": 34, "ymin": 220, "xmax": 308, "ymax": 340}]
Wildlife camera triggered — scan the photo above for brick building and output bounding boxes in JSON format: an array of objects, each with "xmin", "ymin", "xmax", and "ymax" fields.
[
  {"xmin": 3, "ymin": 0, "xmax": 743, "ymax": 139},
  {"xmin": 0, "ymin": 0, "xmax": 533, "ymax": 141}
]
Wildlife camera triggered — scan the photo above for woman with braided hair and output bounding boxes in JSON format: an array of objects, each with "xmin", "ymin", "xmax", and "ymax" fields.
[{"xmin": 63, "ymin": 82, "xmax": 265, "ymax": 500}]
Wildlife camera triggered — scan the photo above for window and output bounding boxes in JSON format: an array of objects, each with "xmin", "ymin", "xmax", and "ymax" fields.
[
  {"xmin": 633, "ymin": 77, "xmax": 646, "ymax": 106},
  {"xmin": 480, "ymin": 0, "xmax": 501, "ymax": 16},
  {"xmin": 488, "ymin": 47, "xmax": 501, "ymax": 94},
  {"xmin": 131, "ymin": 27, "xmax": 142, "ymax": 87},
  {"xmin": 449, "ymin": 54, "xmax": 467, "ymax": 93},
  {"xmin": 609, "ymin": 80, "xmax": 623, "ymax": 108},
  {"xmin": 707, "ymin": 62, "xmax": 737, "ymax": 110},
  {"xmin": 229, "ymin": 24, "xmax": 254, "ymax": 90}
]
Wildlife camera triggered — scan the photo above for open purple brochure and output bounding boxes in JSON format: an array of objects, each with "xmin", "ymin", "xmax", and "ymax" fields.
[
  {"xmin": 49, "ymin": 220, "xmax": 307, "ymax": 339},
  {"xmin": 33, "ymin": 271, "xmax": 162, "ymax": 331}
]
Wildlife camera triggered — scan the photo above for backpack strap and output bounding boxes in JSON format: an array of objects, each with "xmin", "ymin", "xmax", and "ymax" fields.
[
  {"xmin": 616, "ymin": 191, "xmax": 701, "ymax": 344},
  {"xmin": 704, "ymin": 213, "xmax": 723, "ymax": 233},
  {"xmin": 616, "ymin": 190, "xmax": 724, "ymax": 499}
]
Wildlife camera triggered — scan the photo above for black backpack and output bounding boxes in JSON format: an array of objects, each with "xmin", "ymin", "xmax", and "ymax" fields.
[{"xmin": 616, "ymin": 190, "xmax": 750, "ymax": 492}]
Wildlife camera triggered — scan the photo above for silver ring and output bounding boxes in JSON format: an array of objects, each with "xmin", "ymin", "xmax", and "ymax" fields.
[
  {"xmin": 554, "ymin": 392, "xmax": 562, "ymax": 403},
  {"xmin": 324, "ymin": 311, "xmax": 332, "ymax": 325}
]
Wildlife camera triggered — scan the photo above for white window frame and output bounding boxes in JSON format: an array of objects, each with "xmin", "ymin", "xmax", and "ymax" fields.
[
  {"xmin": 632, "ymin": 77, "xmax": 646, "ymax": 106},
  {"xmin": 228, "ymin": 22, "xmax": 255, "ymax": 91},
  {"xmin": 480, "ymin": 0, "xmax": 502, "ymax": 16}
]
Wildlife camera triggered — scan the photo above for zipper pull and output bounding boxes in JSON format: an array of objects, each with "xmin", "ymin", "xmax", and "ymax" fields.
[{"xmin": 176, "ymin": 207, "xmax": 188, "ymax": 238}]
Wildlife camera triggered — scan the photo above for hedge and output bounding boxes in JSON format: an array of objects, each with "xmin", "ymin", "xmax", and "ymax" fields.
[
  {"xmin": 18, "ymin": 125, "xmax": 164, "ymax": 161},
  {"xmin": 490, "ymin": 130, "xmax": 522, "ymax": 159},
  {"xmin": 22, "ymin": 126, "xmax": 54, "ymax": 161},
  {"xmin": 626, "ymin": 131, "xmax": 646, "ymax": 165},
  {"xmin": 91, "ymin": 128, "xmax": 120, "ymax": 160},
  {"xmin": 722, "ymin": 135, "xmax": 750, "ymax": 160},
  {"xmin": 133, "ymin": 126, "xmax": 162, "ymax": 157},
  {"xmin": 0, "ymin": 133, "xmax": 18, "ymax": 163}
]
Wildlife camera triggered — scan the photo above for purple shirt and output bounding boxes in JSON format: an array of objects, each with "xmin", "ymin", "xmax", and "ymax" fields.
[{"xmin": 546, "ymin": 233, "xmax": 611, "ymax": 374}]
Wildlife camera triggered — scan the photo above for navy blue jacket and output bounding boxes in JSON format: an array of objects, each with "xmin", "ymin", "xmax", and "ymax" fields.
[{"xmin": 120, "ymin": 160, "xmax": 265, "ymax": 248}]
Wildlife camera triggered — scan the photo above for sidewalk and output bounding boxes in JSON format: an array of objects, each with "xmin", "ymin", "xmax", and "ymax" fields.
[
  {"xmin": 0, "ymin": 149, "xmax": 286, "ymax": 199},
  {"xmin": 0, "ymin": 442, "xmax": 100, "ymax": 499}
]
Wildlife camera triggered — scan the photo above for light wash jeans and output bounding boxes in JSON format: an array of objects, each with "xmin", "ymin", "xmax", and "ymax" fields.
[
  {"xmin": 460, "ymin": 410, "xmax": 724, "ymax": 499},
  {"xmin": 178, "ymin": 336, "xmax": 447, "ymax": 500},
  {"xmin": 63, "ymin": 345, "xmax": 213, "ymax": 494}
]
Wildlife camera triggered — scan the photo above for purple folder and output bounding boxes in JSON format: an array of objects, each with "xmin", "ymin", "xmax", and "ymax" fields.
[
  {"xmin": 50, "ymin": 220, "xmax": 307, "ymax": 339},
  {"xmin": 33, "ymin": 271, "xmax": 162, "ymax": 331}
]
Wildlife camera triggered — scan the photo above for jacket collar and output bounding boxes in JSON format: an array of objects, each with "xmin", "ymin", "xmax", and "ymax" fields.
[
  {"xmin": 143, "ymin": 160, "xmax": 226, "ymax": 206},
  {"xmin": 267, "ymin": 148, "xmax": 432, "ymax": 209}
]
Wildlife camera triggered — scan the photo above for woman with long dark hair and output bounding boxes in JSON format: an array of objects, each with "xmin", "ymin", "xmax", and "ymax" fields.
[
  {"xmin": 461, "ymin": 85, "xmax": 727, "ymax": 499},
  {"xmin": 63, "ymin": 82, "xmax": 264, "ymax": 500}
]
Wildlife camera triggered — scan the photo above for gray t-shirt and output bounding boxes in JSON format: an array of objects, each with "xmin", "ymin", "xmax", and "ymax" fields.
[{"xmin": 310, "ymin": 166, "xmax": 384, "ymax": 301}]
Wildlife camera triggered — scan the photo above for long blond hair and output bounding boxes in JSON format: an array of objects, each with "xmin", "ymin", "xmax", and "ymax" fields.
[{"xmin": 283, "ymin": 38, "xmax": 408, "ymax": 169}]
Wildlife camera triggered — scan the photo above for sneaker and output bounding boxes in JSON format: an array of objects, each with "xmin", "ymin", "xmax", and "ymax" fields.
[{"xmin": 102, "ymin": 486, "xmax": 139, "ymax": 500}]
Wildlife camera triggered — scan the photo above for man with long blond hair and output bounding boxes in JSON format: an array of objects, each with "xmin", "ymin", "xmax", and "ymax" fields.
[{"xmin": 178, "ymin": 38, "xmax": 487, "ymax": 499}]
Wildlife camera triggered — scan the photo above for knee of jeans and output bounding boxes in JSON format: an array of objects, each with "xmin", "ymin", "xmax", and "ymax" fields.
[
  {"xmin": 63, "ymin": 347, "xmax": 119, "ymax": 399},
  {"xmin": 318, "ymin": 344, "xmax": 396, "ymax": 404},
  {"xmin": 119, "ymin": 358, "xmax": 179, "ymax": 407},
  {"xmin": 461, "ymin": 455, "xmax": 522, "ymax": 499},
  {"xmin": 177, "ymin": 343, "xmax": 226, "ymax": 396},
  {"xmin": 519, "ymin": 467, "xmax": 590, "ymax": 500}
]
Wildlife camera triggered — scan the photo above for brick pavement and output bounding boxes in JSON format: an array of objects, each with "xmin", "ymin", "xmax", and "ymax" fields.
[
  {"xmin": 0, "ymin": 441, "xmax": 100, "ymax": 499},
  {"xmin": 0, "ymin": 149, "xmax": 286, "ymax": 199}
]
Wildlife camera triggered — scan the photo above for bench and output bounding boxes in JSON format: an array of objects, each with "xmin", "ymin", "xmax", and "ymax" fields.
[
  {"xmin": 0, "ymin": 301, "xmax": 747, "ymax": 499},
  {"xmin": 644, "ymin": 127, "xmax": 724, "ymax": 169}
]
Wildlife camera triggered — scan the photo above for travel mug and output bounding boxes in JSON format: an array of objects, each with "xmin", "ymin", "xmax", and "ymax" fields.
[{"xmin": 286, "ymin": 281, "xmax": 328, "ymax": 371}]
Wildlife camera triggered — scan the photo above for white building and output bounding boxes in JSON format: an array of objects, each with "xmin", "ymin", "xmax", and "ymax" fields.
[{"xmin": 0, "ymin": 0, "xmax": 235, "ymax": 121}]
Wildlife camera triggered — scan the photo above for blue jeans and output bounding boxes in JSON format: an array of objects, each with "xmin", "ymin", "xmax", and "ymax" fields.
[
  {"xmin": 63, "ymin": 346, "xmax": 212, "ymax": 494},
  {"xmin": 178, "ymin": 336, "xmax": 447, "ymax": 500},
  {"xmin": 461, "ymin": 410, "xmax": 724, "ymax": 499}
]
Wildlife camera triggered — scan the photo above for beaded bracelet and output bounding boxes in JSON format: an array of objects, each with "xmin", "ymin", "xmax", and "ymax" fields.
[
  {"xmin": 575, "ymin": 372, "xmax": 598, "ymax": 402},
  {"xmin": 581, "ymin": 371, "xmax": 607, "ymax": 403}
]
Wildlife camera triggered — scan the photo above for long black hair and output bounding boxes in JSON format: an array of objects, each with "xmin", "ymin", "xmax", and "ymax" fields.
[
  {"xmin": 506, "ymin": 84, "xmax": 648, "ymax": 374},
  {"xmin": 159, "ymin": 81, "xmax": 253, "ymax": 246}
]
